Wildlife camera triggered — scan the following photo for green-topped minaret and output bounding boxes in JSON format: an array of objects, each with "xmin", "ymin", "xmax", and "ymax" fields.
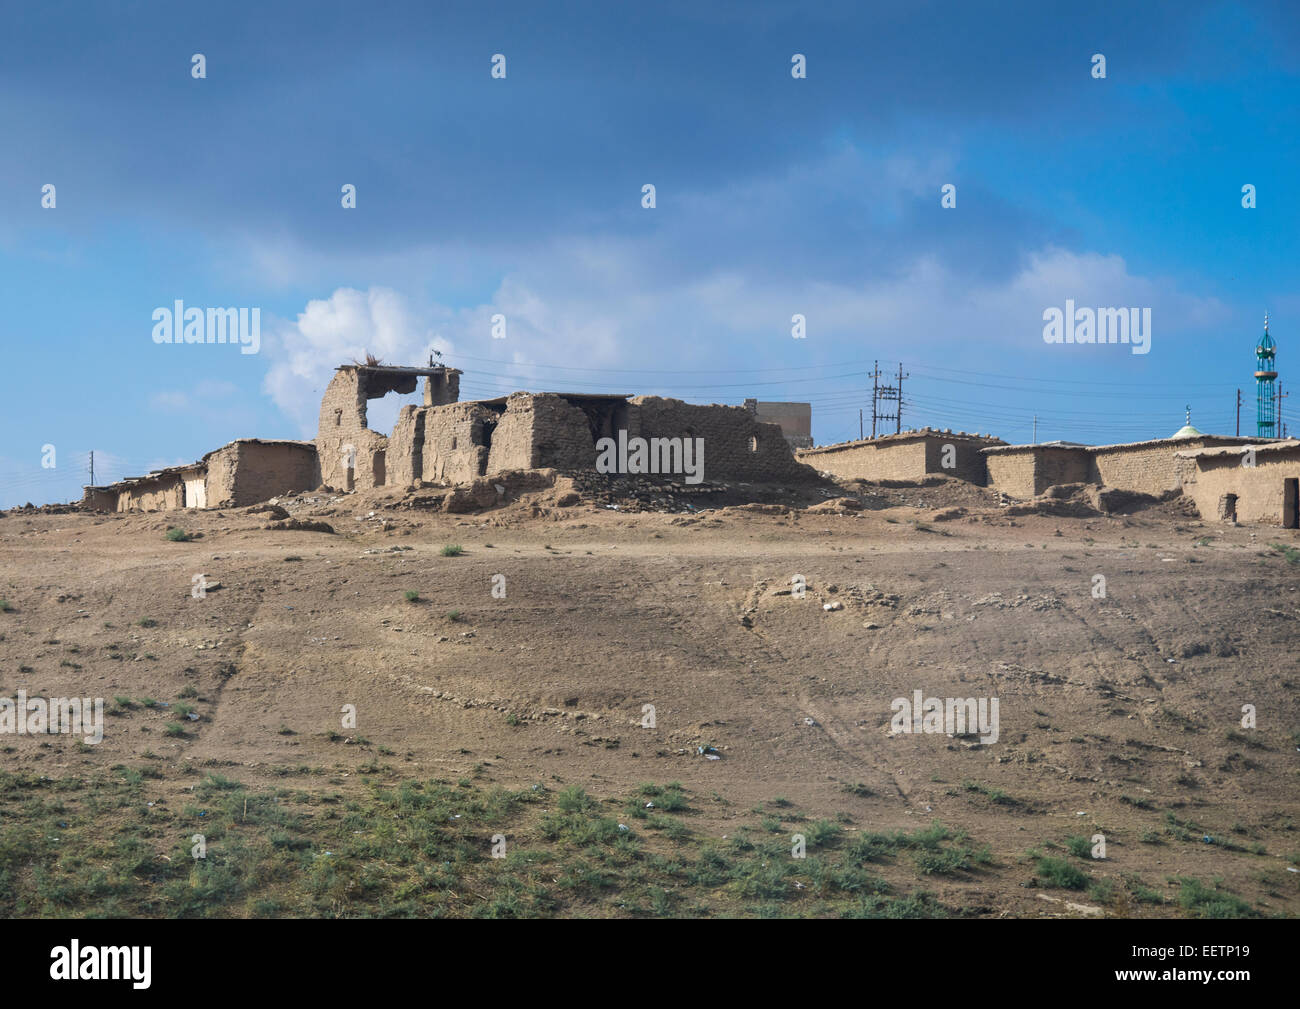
[{"xmin": 1256, "ymin": 313, "xmax": 1278, "ymax": 437}]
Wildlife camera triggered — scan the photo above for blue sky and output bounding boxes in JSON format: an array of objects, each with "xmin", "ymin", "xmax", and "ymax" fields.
[{"xmin": 2, "ymin": 0, "xmax": 1298, "ymax": 506}]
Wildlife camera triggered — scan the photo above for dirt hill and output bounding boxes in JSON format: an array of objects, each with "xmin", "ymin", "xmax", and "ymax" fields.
[{"xmin": 0, "ymin": 479, "xmax": 1296, "ymax": 918}]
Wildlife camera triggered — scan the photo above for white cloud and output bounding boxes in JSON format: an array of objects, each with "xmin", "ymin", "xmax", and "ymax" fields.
[
  {"xmin": 259, "ymin": 242, "xmax": 1229, "ymax": 441},
  {"xmin": 262, "ymin": 287, "xmax": 458, "ymax": 434}
]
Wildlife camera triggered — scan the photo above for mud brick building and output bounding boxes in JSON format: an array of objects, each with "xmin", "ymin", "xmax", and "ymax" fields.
[
  {"xmin": 317, "ymin": 364, "xmax": 462, "ymax": 491},
  {"xmin": 80, "ymin": 358, "xmax": 1300, "ymax": 527},
  {"xmin": 82, "ymin": 439, "xmax": 318, "ymax": 512},
  {"xmin": 984, "ymin": 432, "xmax": 1261, "ymax": 500},
  {"xmin": 1175, "ymin": 440, "xmax": 1300, "ymax": 526},
  {"xmin": 322, "ymin": 361, "xmax": 818, "ymax": 491},
  {"xmin": 796, "ymin": 429, "xmax": 1005, "ymax": 484}
]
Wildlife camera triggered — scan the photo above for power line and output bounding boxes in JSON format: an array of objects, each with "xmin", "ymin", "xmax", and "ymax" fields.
[{"xmin": 449, "ymin": 352, "xmax": 1238, "ymax": 389}]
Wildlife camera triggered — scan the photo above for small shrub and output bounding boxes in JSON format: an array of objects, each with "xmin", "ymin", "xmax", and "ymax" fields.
[
  {"xmin": 165, "ymin": 527, "xmax": 191, "ymax": 542},
  {"xmin": 441, "ymin": 544, "xmax": 464, "ymax": 557},
  {"xmin": 1035, "ymin": 855, "xmax": 1087, "ymax": 889},
  {"xmin": 403, "ymin": 590, "xmax": 420, "ymax": 603}
]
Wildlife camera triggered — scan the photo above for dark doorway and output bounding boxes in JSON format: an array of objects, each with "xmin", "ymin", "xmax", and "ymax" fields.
[{"xmin": 1284, "ymin": 479, "xmax": 1298, "ymax": 528}]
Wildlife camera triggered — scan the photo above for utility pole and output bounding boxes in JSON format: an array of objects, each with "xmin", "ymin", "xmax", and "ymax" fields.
[
  {"xmin": 89, "ymin": 451, "xmax": 94, "ymax": 486},
  {"xmin": 1277, "ymin": 383, "xmax": 1290, "ymax": 439},
  {"xmin": 896, "ymin": 362, "xmax": 908, "ymax": 434},
  {"xmin": 859, "ymin": 409, "xmax": 863, "ymax": 440},
  {"xmin": 1032, "ymin": 415, "xmax": 1038, "ymax": 444},
  {"xmin": 870, "ymin": 361, "xmax": 880, "ymax": 438},
  {"xmin": 870, "ymin": 361, "xmax": 905, "ymax": 437},
  {"xmin": 1235, "ymin": 388, "xmax": 1241, "ymax": 437}
]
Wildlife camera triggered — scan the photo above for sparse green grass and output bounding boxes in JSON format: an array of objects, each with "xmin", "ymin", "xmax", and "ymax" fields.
[
  {"xmin": 137, "ymin": 618, "xmax": 158, "ymax": 628},
  {"xmin": 0, "ymin": 766, "xmax": 1268, "ymax": 920},
  {"xmin": 1035, "ymin": 855, "xmax": 1087, "ymax": 889},
  {"xmin": 0, "ymin": 773, "xmax": 977, "ymax": 919},
  {"xmin": 0, "ymin": 600, "xmax": 11, "ymax": 613},
  {"xmin": 440, "ymin": 544, "xmax": 464, "ymax": 557},
  {"xmin": 165, "ymin": 527, "xmax": 191, "ymax": 542},
  {"xmin": 1268, "ymin": 543, "xmax": 1300, "ymax": 565},
  {"xmin": 1176, "ymin": 877, "xmax": 1260, "ymax": 918},
  {"xmin": 962, "ymin": 781, "xmax": 1019, "ymax": 806}
]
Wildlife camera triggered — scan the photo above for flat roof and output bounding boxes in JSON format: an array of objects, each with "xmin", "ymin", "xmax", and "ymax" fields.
[
  {"xmin": 799, "ymin": 428, "xmax": 1004, "ymax": 454},
  {"xmin": 985, "ymin": 434, "xmax": 1266, "ymax": 455},
  {"xmin": 466, "ymin": 392, "xmax": 632, "ymax": 407},
  {"xmin": 336, "ymin": 364, "xmax": 463, "ymax": 376},
  {"xmin": 1176, "ymin": 439, "xmax": 1300, "ymax": 459}
]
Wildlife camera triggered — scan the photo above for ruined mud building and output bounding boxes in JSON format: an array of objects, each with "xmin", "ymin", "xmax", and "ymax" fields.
[
  {"xmin": 81, "ymin": 361, "xmax": 1300, "ymax": 528},
  {"xmin": 83, "ymin": 363, "xmax": 817, "ymax": 511},
  {"xmin": 317, "ymin": 363, "xmax": 814, "ymax": 490},
  {"xmin": 81, "ymin": 439, "xmax": 318, "ymax": 512}
]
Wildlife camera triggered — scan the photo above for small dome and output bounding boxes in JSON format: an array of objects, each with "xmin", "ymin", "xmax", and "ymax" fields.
[{"xmin": 1171, "ymin": 423, "xmax": 1203, "ymax": 439}]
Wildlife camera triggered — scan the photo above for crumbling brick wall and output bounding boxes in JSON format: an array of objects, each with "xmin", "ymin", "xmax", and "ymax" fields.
[
  {"xmin": 116, "ymin": 475, "xmax": 185, "ymax": 512},
  {"xmin": 483, "ymin": 393, "xmax": 604, "ymax": 473},
  {"xmin": 421, "ymin": 402, "xmax": 498, "ymax": 484},
  {"xmin": 484, "ymin": 393, "xmax": 537, "ymax": 472},
  {"xmin": 387, "ymin": 406, "xmax": 425, "ymax": 487},
  {"xmin": 316, "ymin": 369, "xmax": 397, "ymax": 491},
  {"xmin": 205, "ymin": 441, "xmax": 319, "ymax": 507},
  {"xmin": 631, "ymin": 396, "xmax": 817, "ymax": 483},
  {"xmin": 424, "ymin": 370, "xmax": 460, "ymax": 406},
  {"xmin": 80, "ymin": 488, "xmax": 117, "ymax": 511}
]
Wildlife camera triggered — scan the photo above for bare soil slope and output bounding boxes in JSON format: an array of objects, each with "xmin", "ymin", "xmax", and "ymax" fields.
[{"xmin": 1, "ymin": 480, "xmax": 1297, "ymax": 917}]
